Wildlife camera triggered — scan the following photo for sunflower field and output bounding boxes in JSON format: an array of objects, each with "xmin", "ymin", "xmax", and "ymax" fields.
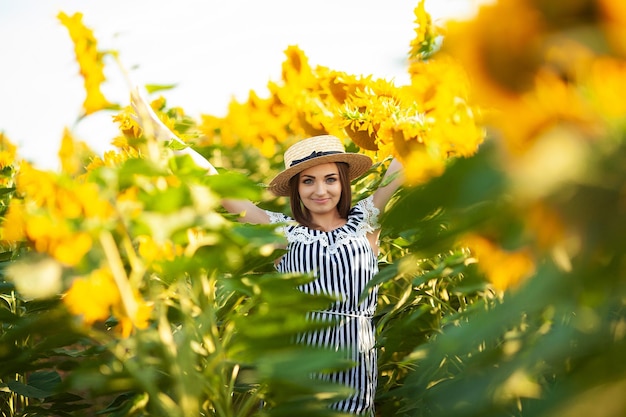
[{"xmin": 1, "ymin": 1, "xmax": 626, "ymax": 416}]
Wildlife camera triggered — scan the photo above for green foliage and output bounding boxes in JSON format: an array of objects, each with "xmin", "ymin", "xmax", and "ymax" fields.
[
  {"xmin": 373, "ymin": 137, "xmax": 626, "ymax": 416},
  {"xmin": 3, "ymin": 12, "xmax": 626, "ymax": 416},
  {"xmin": 3, "ymin": 122, "xmax": 626, "ymax": 416}
]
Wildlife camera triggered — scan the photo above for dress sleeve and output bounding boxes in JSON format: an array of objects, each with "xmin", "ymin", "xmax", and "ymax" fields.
[
  {"xmin": 265, "ymin": 210, "xmax": 290, "ymax": 225},
  {"xmin": 355, "ymin": 195, "xmax": 381, "ymax": 230},
  {"xmin": 264, "ymin": 210, "xmax": 293, "ymax": 239}
]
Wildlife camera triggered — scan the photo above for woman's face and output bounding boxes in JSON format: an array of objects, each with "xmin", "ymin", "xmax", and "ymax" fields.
[{"xmin": 297, "ymin": 162, "xmax": 343, "ymax": 216}]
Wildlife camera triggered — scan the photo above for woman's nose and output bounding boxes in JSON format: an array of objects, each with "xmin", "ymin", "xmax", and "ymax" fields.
[{"xmin": 314, "ymin": 182, "xmax": 326, "ymax": 195}]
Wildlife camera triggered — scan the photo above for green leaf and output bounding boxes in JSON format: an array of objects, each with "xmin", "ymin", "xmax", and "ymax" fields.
[
  {"xmin": 0, "ymin": 251, "xmax": 15, "ymax": 262},
  {"xmin": 138, "ymin": 184, "xmax": 192, "ymax": 213},
  {"xmin": 145, "ymin": 83, "xmax": 177, "ymax": 94},
  {"xmin": 203, "ymin": 170, "xmax": 263, "ymax": 201},
  {"xmin": 97, "ymin": 392, "xmax": 141, "ymax": 415},
  {"xmin": 168, "ymin": 153, "xmax": 211, "ymax": 177},
  {"xmin": 0, "ymin": 307, "xmax": 18, "ymax": 322},
  {"xmin": 117, "ymin": 157, "xmax": 167, "ymax": 190},
  {"xmin": 0, "ymin": 186, "xmax": 15, "ymax": 196},
  {"xmin": 166, "ymin": 139, "xmax": 189, "ymax": 151},
  {"xmin": 7, "ymin": 370, "xmax": 61, "ymax": 398},
  {"xmin": 0, "ymin": 280, "xmax": 16, "ymax": 292},
  {"xmin": 138, "ymin": 208, "xmax": 200, "ymax": 243}
]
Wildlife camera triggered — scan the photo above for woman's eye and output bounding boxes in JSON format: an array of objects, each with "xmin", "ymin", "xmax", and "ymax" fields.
[
  {"xmin": 302, "ymin": 178, "xmax": 313, "ymax": 185},
  {"xmin": 326, "ymin": 177, "xmax": 337, "ymax": 183}
]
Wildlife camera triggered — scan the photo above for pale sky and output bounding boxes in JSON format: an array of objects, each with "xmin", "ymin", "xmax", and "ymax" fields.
[{"xmin": 0, "ymin": 0, "xmax": 484, "ymax": 170}]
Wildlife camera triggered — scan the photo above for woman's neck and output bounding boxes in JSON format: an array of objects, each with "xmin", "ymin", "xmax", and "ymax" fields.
[{"xmin": 310, "ymin": 211, "xmax": 346, "ymax": 232}]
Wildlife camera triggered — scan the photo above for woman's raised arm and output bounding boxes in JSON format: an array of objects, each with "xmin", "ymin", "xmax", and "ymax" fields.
[
  {"xmin": 372, "ymin": 158, "xmax": 404, "ymax": 214},
  {"xmin": 130, "ymin": 87, "xmax": 270, "ymax": 224}
]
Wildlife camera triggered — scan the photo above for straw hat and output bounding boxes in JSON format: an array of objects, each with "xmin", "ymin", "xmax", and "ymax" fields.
[{"xmin": 268, "ymin": 135, "xmax": 373, "ymax": 196}]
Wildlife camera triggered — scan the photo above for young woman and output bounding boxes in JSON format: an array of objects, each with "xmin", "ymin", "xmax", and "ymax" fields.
[{"xmin": 132, "ymin": 90, "xmax": 404, "ymax": 416}]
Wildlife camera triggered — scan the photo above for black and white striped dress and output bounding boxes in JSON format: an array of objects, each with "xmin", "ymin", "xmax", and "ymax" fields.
[{"xmin": 267, "ymin": 196, "xmax": 380, "ymax": 416}]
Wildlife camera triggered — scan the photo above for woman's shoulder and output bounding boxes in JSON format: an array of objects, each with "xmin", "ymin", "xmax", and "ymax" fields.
[{"xmin": 349, "ymin": 195, "xmax": 380, "ymax": 230}]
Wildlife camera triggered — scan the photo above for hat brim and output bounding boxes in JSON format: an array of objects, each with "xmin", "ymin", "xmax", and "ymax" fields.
[{"xmin": 268, "ymin": 153, "xmax": 373, "ymax": 196}]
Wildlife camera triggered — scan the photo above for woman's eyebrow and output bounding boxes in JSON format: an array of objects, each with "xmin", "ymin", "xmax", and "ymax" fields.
[{"xmin": 301, "ymin": 172, "xmax": 338, "ymax": 179}]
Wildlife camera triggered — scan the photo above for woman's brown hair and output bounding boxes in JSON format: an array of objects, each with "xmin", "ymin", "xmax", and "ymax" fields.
[{"xmin": 288, "ymin": 162, "xmax": 351, "ymax": 229}]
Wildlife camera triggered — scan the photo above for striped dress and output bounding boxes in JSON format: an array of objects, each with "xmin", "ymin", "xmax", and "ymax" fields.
[{"xmin": 266, "ymin": 196, "xmax": 380, "ymax": 416}]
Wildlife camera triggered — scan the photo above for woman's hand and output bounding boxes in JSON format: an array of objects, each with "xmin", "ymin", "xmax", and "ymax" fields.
[{"xmin": 130, "ymin": 87, "xmax": 185, "ymax": 146}]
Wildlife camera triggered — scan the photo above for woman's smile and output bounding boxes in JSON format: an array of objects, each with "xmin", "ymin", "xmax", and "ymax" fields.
[{"xmin": 312, "ymin": 197, "xmax": 331, "ymax": 204}]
